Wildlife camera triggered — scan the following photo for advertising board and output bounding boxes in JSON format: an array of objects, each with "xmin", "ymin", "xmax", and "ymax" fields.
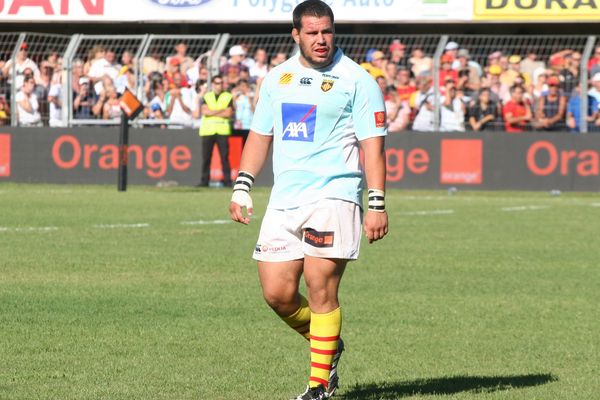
[
  {"xmin": 0, "ymin": 0, "xmax": 472, "ymax": 23},
  {"xmin": 1, "ymin": 128, "xmax": 598, "ymax": 191}
]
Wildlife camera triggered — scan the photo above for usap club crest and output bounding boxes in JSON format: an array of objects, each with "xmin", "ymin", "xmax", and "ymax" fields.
[{"xmin": 321, "ymin": 79, "xmax": 334, "ymax": 92}]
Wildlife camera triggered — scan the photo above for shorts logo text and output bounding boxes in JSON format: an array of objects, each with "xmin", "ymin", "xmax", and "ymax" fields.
[{"xmin": 304, "ymin": 228, "xmax": 334, "ymax": 248}]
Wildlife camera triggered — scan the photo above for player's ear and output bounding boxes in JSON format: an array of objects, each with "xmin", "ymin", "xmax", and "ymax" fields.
[{"xmin": 291, "ymin": 28, "xmax": 300, "ymax": 45}]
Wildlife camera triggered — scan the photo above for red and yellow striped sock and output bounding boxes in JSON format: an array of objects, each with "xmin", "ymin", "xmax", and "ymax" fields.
[
  {"xmin": 309, "ymin": 307, "xmax": 341, "ymax": 389},
  {"xmin": 281, "ymin": 295, "xmax": 311, "ymax": 340}
]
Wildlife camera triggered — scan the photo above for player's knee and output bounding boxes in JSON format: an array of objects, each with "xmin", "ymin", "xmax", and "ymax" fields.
[
  {"xmin": 262, "ymin": 287, "xmax": 295, "ymax": 313},
  {"xmin": 307, "ymin": 287, "xmax": 338, "ymax": 311}
]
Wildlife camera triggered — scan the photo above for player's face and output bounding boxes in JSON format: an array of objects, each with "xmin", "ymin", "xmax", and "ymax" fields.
[{"xmin": 292, "ymin": 15, "xmax": 335, "ymax": 69}]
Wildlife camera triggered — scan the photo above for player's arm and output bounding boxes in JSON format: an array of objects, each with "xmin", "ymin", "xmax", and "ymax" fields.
[
  {"xmin": 360, "ymin": 136, "xmax": 388, "ymax": 243},
  {"xmin": 229, "ymin": 130, "xmax": 273, "ymax": 225}
]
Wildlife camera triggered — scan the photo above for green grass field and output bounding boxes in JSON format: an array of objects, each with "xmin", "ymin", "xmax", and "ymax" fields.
[{"xmin": 1, "ymin": 183, "xmax": 599, "ymax": 400}]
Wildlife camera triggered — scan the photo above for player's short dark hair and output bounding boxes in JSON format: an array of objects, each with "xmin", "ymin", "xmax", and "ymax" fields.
[{"xmin": 292, "ymin": 0, "xmax": 334, "ymax": 31}]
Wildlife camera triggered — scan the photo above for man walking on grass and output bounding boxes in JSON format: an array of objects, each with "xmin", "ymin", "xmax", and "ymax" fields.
[{"xmin": 229, "ymin": 1, "xmax": 388, "ymax": 398}]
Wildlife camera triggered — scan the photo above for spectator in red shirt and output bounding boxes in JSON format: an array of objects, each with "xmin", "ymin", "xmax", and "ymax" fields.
[
  {"xmin": 439, "ymin": 54, "xmax": 458, "ymax": 87},
  {"xmin": 164, "ymin": 58, "xmax": 190, "ymax": 89},
  {"xmin": 395, "ymin": 67, "xmax": 415, "ymax": 103},
  {"xmin": 503, "ymin": 85, "xmax": 532, "ymax": 133}
]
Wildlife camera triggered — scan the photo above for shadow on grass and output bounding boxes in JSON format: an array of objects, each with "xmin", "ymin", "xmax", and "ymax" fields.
[{"xmin": 340, "ymin": 373, "xmax": 557, "ymax": 399}]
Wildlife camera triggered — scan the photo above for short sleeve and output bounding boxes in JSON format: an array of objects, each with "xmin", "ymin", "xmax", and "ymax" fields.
[
  {"xmin": 250, "ymin": 77, "xmax": 274, "ymax": 136},
  {"xmin": 352, "ymin": 73, "xmax": 387, "ymax": 140}
]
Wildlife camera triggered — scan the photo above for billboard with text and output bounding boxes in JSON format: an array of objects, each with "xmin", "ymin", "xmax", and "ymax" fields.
[
  {"xmin": 473, "ymin": 0, "xmax": 600, "ymax": 21},
  {"xmin": 1, "ymin": 128, "xmax": 598, "ymax": 191},
  {"xmin": 0, "ymin": 0, "xmax": 472, "ymax": 23}
]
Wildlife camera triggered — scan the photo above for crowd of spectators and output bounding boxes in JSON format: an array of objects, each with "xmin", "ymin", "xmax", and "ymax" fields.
[
  {"xmin": 367, "ymin": 40, "xmax": 600, "ymax": 133},
  {"xmin": 1, "ymin": 37, "xmax": 600, "ymax": 134},
  {"xmin": 0, "ymin": 41, "xmax": 280, "ymax": 129}
]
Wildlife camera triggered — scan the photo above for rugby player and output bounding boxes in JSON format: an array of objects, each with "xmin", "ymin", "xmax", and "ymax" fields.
[{"xmin": 229, "ymin": 1, "xmax": 388, "ymax": 398}]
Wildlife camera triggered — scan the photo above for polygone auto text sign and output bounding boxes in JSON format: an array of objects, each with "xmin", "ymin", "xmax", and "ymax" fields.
[{"xmin": 0, "ymin": 128, "xmax": 599, "ymax": 191}]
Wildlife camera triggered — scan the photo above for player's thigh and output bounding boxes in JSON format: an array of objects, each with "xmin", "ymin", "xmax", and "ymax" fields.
[
  {"xmin": 303, "ymin": 256, "xmax": 347, "ymax": 294},
  {"xmin": 258, "ymin": 259, "xmax": 304, "ymax": 302}
]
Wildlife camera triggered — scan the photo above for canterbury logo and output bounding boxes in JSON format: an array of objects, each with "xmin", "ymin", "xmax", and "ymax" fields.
[
  {"xmin": 279, "ymin": 73, "xmax": 293, "ymax": 85},
  {"xmin": 300, "ymin": 77, "xmax": 313, "ymax": 85}
]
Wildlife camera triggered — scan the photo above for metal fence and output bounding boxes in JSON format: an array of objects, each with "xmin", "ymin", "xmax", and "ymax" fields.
[
  {"xmin": 1, "ymin": 33, "xmax": 599, "ymax": 133},
  {"xmin": 0, "ymin": 32, "xmax": 72, "ymax": 127}
]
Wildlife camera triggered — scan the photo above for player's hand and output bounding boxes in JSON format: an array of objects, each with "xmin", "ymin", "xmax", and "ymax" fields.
[
  {"xmin": 229, "ymin": 190, "xmax": 253, "ymax": 225},
  {"xmin": 364, "ymin": 210, "xmax": 388, "ymax": 243}
]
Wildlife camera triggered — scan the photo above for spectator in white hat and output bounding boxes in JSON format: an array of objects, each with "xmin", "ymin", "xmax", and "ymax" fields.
[
  {"xmin": 443, "ymin": 41, "xmax": 459, "ymax": 62},
  {"xmin": 221, "ymin": 44, "xmax": 249, "ymax": 77}
]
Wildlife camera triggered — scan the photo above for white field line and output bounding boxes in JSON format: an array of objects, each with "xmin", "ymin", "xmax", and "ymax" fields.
[
  {"xmin": 180, "ymin": 220, "xmax": 232, "ymax": 225},
  {"xmin": 0, "ymin": 226, "xmax": 59, "ymax": 233},
  {"xmin": 591, "ymin": 203, "xmax": 600, "ymax": 207},
  {"xmin": 398, "ymin": 209, "xmax": 455, "ymax": 216},
  {"xmin": 501, "ymin": 205, "xmax": 549, "ymax": 212},
  {"xmin": 93, "ymin": 223, "xmax": 150, "ymax": 229}
]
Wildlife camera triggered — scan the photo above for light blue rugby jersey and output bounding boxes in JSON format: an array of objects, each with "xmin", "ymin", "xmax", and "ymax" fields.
[{"xmin": 251, "ymin": 48, "xmax": 387, "ymax": 210}]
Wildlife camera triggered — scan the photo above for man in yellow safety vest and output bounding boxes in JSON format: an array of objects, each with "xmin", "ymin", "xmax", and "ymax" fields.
[{"xmin": 198, "ymin": 75, "xmax": 235, "ymax": 187}]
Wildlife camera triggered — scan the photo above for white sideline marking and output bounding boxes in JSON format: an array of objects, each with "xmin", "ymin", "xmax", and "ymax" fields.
[
  {"xmin": 501, "ymin": 205, "xmax": 549, "ymax": 212},
  {"xmin": 0, "ymin": 226, "xmax": 59, "ymax": 233},
  {"xmin": 399, "ymin": 209, "xmax": 455, "ymax": 216},
  {"xmin": 180, "ymin": 220, "xmax": 232, "ymax": 225},
  {"xmin": 93, "ymin": 223, "xmax": 150, "ymax": 229}
]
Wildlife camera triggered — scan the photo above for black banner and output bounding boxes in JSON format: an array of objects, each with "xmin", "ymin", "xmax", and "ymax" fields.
[{"xmin": 0, "ymin": 128, "xmax": 599, "ymax": 191}]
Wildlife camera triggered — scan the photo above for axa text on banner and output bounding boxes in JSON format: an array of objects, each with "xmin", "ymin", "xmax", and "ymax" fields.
[
  {"xmin": 0, "ymin": 134, "xmax": 10, "ymax": 177},
  {"xmin": 473, "ymin": 0, "xmax": 600, "ymax": 21},
  {"xmin": 0, "ymin": 0, "xmax": 473, "ymax": 23}
]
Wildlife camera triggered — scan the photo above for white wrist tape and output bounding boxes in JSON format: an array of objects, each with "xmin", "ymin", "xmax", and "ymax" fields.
[
  {"xmin": 231, "ymin": 190, "xmax": 253, "ymax": 210},
  {"xmin": 368, "ymin": 189, "xmax": 385, "ymax": 212}
]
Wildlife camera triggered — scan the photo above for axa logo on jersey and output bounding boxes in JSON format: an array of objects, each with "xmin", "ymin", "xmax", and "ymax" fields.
[{"xmin": 282, "ymin": 103, "xmax": 317, "ymax": 142}]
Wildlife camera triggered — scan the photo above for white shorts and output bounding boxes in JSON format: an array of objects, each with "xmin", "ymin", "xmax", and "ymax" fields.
[{"xmin": 253, "ymin": 199, "xmax": 363, "ymax": 262}]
